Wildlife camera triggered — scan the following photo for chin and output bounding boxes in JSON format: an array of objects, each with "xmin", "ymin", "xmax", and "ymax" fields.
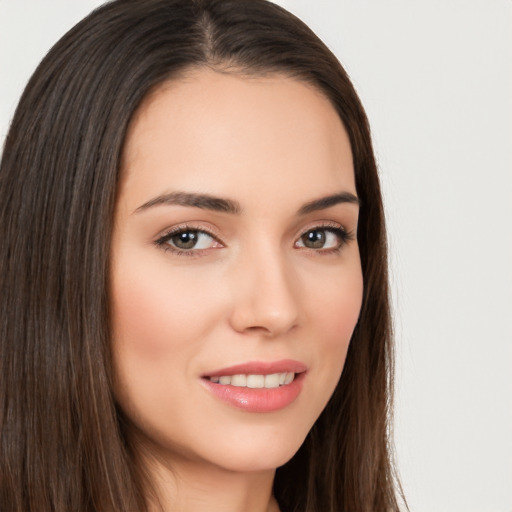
[
  {"xmin": 199, "ymin": 424, "xmax": 310, "ymax": 474},
  {"xmin": 212, "ymin": 449, "xmax": 299, "ymax": 474}
]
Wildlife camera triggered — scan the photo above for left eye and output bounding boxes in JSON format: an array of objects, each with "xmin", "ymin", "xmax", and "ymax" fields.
[
  {"xmin": 160, "ymin": 230, "xmax": 218, "ymax": 251},
  {"xmin": 296, "ymin": 228, "xmax": 346, "ymax": 250}
]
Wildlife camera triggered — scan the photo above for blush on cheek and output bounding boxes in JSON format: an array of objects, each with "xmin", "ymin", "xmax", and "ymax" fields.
[
  {"xmin": 323, "ymin": 289, "xmax": 362, "ymax": 338},
  {"xmin": 319, "ymin": 288, "xmax": 363, "ymax": 375},
  {"xmin": 338, "ymin": 299, "xmax": 362, "ymax": 341},
  {"xmin": 111, "ymin": 278, "xmax": 174, "ymax": 362}
]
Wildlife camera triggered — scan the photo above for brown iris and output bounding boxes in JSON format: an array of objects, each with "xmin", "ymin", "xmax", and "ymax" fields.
[
  {"xmin": 301, "ymin": 230, "xmax": 326, "ymax": 249},
  {"xmin": 171, "ymin": 231, "xmax": 199, "ymax": 249}
]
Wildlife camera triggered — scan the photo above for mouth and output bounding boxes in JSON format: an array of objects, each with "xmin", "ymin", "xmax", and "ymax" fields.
[
  {"xmin": 201, "ymin": 360, "xmax": 307, "ymax": 412},
  {"xmin": 205, "ymin": 372, "xmax": 296, "ymax": 388}
]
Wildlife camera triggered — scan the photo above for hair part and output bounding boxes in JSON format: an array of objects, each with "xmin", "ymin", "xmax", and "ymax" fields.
[{"xmin": 0, "ymin": 1, "xmax": 403, "ymax": 510}]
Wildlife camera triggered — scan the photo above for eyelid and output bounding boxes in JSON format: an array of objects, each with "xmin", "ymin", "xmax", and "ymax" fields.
[
  {"xmin": 294, "ymin": 221, "xmax": 355, "ymax": 251},
  {"xmin": 295, "ymin": 220, "xmax": 349, "ymax": 238},
  {"xmin": 153, "ymin": 220, "xmax": 355, "ymax": 257},
  {"xmin": 154, "ymin": 223, "xmax": 225, "ymax": 255}
]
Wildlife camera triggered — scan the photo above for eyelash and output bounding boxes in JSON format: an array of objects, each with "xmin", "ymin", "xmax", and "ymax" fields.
[
  {"xmin": 295, "ymin": 222, "xmax": 355, "ymax": 254},
  {"xmin": 154, "ymin": 222, "xmax": 355, "ymax": 257},
  {"xmin": 154, "ymin": 224, "xmax": 221, "ymax": 257}
]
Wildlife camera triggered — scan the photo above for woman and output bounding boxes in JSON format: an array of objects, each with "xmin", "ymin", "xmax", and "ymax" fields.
[{"xmin": 0, "ymin": 0, "xmax": 402, "ymax": 511}]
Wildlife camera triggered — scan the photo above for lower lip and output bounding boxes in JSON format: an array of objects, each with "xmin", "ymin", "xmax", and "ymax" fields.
[{"xmin": 201, "ymin": 372, "xmax": 306, "ymax": 413}]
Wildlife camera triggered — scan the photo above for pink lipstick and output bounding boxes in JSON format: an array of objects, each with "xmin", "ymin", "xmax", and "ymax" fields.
[{"xmin": 201, "ymin": 359, "xmax": 307, "ymax": 413}]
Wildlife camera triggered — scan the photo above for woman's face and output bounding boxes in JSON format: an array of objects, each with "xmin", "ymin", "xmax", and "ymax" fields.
[{"xmin": 111, "ymin": 69, "xmax": 363, "ymax": 473}]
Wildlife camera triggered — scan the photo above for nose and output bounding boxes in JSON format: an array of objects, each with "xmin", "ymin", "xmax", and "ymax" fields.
[{"xmin": 228, "ymin": 246, "xmax": 300, "ymax": 337}]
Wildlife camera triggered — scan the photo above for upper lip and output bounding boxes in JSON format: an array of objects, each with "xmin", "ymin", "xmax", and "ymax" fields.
[{"xmin": 203, "ymin": 359, "xmax": 308, "ymax": 378}]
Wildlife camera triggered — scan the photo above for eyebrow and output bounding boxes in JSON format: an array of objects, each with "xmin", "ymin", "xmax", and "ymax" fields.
[
  {"xmin": 297, "ymin": 192, "xmax": 360, "ymax": 215},
  {"xmin": 134, "ymin": 190, "xmax": 359, "ymax": 215},
  {"xmin": 134, "ymin": 191, "xmax": 241, "ymax": 214}
]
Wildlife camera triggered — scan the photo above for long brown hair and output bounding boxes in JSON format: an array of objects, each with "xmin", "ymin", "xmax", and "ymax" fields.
[{"xmin": 0, "ymin": 1, "xmax": 402, "ymax": 510}]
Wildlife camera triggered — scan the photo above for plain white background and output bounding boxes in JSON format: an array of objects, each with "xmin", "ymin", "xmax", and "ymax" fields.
[{"xmin": 1, "ymin": 1, "xmax": 511, "ymax": 511}]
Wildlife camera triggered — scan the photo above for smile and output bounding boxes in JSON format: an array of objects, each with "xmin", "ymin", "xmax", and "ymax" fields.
[
  {"xmin": 201, "ymin": 360, "xmax": 307, "ymax": 413},
  {"xmin": 207, "ymin": 372, "xmax": 295, "ymax": 388}
]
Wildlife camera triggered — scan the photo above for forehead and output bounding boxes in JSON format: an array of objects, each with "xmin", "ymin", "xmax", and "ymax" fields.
[{"xmin": 120, "ymin": 68, "xmax": 355, "ymax": 209}]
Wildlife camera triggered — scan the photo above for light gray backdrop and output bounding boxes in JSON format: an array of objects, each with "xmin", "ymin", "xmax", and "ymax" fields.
[{"xmin": 1, "ymin": 1, "xmax": 511, "ymax": 511}]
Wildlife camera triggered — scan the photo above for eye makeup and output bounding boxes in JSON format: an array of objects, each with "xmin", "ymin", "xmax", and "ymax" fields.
[
  {"xmin": 294, "ymin": 221, "xmax": 354, "ymax": 255},
  {"xmin": 153, "ymin": 220, "xmax": 355, "ymax": 257},
  {"xmin": 154, "ymin": 223, "xmax": 224, "ymax": 257}
]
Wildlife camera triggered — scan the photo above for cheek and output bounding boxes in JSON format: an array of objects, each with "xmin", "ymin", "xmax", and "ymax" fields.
[
  {"xmin": 109, "ymin": 263, "xmax": 214, "ymax": 437},
  {"xmin": 110, "ymin": 262, "xmax": 213, "ymax": 361},
  {"xmin": 110, "ymin": 271, "xmax": 177, "ymax": 413},
  {"xmin": 109, "ymin": 262, "xmax": 210, "ymax": 419},
  {"xmin": 306, "ymin": 260, "xmax": 363, "ymax": 389},
  {"xmin": 313, "ymin": 260, "xmax": 363, "ymax": 340},
  {"xmin": 111, "ymin": 274, "xmax": 168, "ymax": 360}
]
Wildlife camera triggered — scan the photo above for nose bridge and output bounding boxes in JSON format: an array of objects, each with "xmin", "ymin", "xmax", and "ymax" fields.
[{"xmin": 229, "ymin": 240, "xmax": 299, "ymax": 336}]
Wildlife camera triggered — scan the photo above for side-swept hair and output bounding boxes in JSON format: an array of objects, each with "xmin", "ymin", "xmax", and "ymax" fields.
[{"xmin": 0, "ymin": 1, "xmax": 401, "ymax": 510}]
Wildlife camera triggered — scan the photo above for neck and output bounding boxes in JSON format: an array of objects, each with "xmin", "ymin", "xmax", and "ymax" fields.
[{"xmin": 144, "ymin": 451, "xmax": 280, "ymax": 512}]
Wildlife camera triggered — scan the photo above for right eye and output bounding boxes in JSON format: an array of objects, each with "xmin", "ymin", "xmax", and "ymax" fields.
[{"xmin": 155, "ymin": 228, "xmax": 222, "ymax": 254}]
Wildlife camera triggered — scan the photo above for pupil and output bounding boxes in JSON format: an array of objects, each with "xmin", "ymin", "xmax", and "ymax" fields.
[
  {"xmin": 172, "ymin": 231, "xmax": 197, "ymax": 249},
  {"xmin": 304, "ymin": 230, "xmax": 325, "ymax": 248}
]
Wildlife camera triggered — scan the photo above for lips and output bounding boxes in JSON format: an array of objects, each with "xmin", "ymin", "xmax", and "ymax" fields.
[
  {"xmin": 203, "ymin": 359, "xmax": 307, "ymax": 378},
  {"xmin": 201, "ymin": 359, "xmax": 307, "ymax": 413}
]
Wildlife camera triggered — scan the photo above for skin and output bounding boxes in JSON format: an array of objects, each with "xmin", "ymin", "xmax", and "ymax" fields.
[{"xmin": 110, "ymin": 68, "xmax": 363, "ymax": 512}]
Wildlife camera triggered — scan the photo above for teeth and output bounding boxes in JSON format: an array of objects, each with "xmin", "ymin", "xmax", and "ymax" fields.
[
  {"xmin": 264, "ymin": 373, "xmax": 280, "ymax": 388},
  {"xmin": 231, "ymin": 374, "xmax": 247, "ymax": 387},
  {"xmin": 208, "ymin": 372, "xmax": 295, "ymax": 388},
  {"xmin": 247, "ymin": 374, "xmax": 265, "ymax": 388}
]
